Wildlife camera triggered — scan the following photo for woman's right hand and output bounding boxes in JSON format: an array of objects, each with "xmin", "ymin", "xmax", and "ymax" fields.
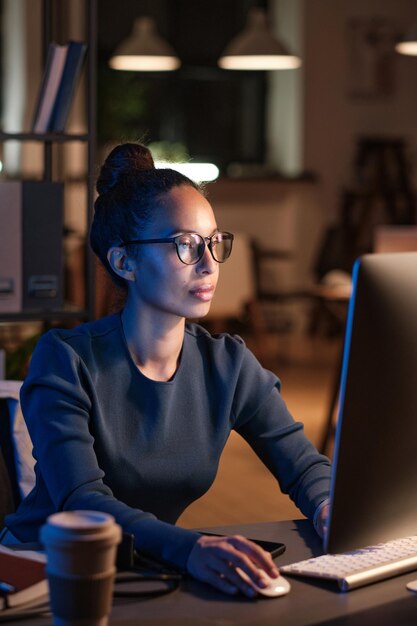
[{"xmin": 186, "ymin": 534, "xmax": 279, "ymax": 597}]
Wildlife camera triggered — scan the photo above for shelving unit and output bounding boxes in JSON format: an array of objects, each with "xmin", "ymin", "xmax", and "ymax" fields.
[{"xmin": 0, "ymin": 0, "xmax": 97, "ymax": 326}]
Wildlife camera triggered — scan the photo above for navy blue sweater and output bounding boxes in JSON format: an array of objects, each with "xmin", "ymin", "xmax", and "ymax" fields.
[{"xmin": 6, "ymin": 313, "xmax": 331, "ymax": 569}]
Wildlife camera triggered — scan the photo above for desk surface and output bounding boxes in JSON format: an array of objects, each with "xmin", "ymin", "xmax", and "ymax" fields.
[{"xmin": 9, "ymin": 520, "xmax": 417, "ymax": 626}]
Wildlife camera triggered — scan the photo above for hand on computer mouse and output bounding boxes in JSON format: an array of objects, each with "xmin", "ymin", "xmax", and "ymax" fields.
[
  {"xmin": 235, "ymin": 567, "xmax": 291, "ymax": 597},
  {"xmin": 187, "ymin": 534, "xmax": 279, "ymax": 598}
]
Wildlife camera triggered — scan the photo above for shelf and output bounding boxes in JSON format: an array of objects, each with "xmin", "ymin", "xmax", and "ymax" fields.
[
  {"xmin": 0, "ymin": 0, "xmax": 97, "ymax": 325},
  {"xmin": 0, "ymin": 308, "xmax": 90, "ymax": 323},
  {"xmin": 0, "ymin": 132, "xmax": 89, "ymax": 142}
]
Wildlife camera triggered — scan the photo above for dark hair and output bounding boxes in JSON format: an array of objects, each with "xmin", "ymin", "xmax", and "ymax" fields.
[{"xmin": 90, "ymin": 142, "xmax": 202, "ymax": 289}]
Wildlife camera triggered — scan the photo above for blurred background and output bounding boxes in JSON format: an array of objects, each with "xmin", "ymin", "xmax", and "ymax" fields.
[{"xmin": 1, "ymin": 0, "xmax": 417, "ymax": 526}]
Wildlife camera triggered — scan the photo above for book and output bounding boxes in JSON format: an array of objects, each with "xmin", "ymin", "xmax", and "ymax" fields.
[
  {"xmin": 32, "ymin": 42, "xmax": 68, "ymax": 133},
  {"xmin": 49, "ymin": 40, "xmax": 87, "ymax": 132},
  {"xmin": 0, "ymin": 545, "xmax": 48, "ymax": 612}
]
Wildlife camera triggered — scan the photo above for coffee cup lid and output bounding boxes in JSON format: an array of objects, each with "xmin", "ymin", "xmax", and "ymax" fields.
[
  {"xmin": 46, "ymin": 511, "xmax": 115, "ymax": 531},
  {"xmin": 40, "ymin": 511, "xmax": 121, "ymax": 545}
]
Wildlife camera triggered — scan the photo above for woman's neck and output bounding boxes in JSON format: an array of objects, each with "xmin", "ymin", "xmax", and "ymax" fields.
[{"xmin": 121, "ymin": 302, "xmax": 185, "ymax": 382}]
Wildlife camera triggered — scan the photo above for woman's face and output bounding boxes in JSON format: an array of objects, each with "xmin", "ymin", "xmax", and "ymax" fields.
[{"xmin": 127, "ymin": 185, "xmax": 220, "ymax": 321}]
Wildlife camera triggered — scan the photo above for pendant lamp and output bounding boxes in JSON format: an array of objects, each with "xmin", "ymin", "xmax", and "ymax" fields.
[
  {"xmin": 395, "ymin": 23, "xmax": 417, "ymax": 56},
  {"xmin": 109, "ymin": 17, "xmax": 180, "ymax": 71},
  {"xmin": 218, "ymin": 7, "xmax": 301, "ymax": 71}
]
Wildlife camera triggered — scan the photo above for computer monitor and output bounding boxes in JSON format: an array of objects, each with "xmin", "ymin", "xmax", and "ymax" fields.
[{"xmin": 325, "ymin": 251, "xmax": 417, "ymax": 554}]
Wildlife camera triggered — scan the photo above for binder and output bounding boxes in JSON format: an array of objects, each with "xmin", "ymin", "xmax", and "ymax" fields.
[
  {"xmin": 0, "ymin": 181, "xmax": 64, "ymax": 313},
  {"xmin": 49, "ymin": 41, "xmax": 87, "ymax": 132},
  {"xmin": 22, "ymin": 181, "xmax": 64, "ymax": 311},
  {"xmin": 0, "ymin": 183, "xmax": 22, "ymax": 312}
]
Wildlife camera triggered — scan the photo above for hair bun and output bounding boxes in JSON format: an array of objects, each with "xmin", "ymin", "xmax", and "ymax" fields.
[{"xmin": 96, "ymin": 143, "xmax": 155, "ymax": 195}]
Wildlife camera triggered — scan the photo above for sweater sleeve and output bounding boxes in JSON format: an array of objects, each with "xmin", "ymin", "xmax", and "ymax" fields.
[
  {"xmin": 20, "ymin": 332, "xmax": 200, "ymax": 570},
  {"xmin": 232, "ymin": 343, "xmax": 331, "ymax": 522}
]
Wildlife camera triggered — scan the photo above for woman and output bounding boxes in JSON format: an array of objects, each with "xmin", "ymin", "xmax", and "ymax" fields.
[{"xmin": 1, "ymin": 143, "xmax": 330, "ymax": 597}]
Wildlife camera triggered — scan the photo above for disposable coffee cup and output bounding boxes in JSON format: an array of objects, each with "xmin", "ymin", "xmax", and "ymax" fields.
[{"xmin": 41, "ymin": 511, "xmax": 122, "ymax": 626}]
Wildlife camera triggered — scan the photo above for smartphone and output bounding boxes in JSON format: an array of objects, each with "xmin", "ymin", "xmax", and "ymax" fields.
[
  {"xmin": 249, "ymin": 538, "xmax": 286, "ymax": 559},
  {"xmin": 201, "ymin": 532, "xmax": 286, "ymax": 559}
]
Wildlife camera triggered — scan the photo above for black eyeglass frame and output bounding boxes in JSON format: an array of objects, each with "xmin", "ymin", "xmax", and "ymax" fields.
[{"xmin": 121, "ymin": 231, "xmax": 234, "ymax": 265}]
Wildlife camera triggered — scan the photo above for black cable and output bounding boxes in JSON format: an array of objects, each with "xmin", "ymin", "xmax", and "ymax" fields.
[{"xmin": 114, "ymin": 571, "xmax": 182, "ymax": 598}]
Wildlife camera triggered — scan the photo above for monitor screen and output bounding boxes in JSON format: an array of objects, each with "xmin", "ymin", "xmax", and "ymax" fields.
[{"xmin": 325, "ymin": 252, "xmax": 417, "ymax": 554}]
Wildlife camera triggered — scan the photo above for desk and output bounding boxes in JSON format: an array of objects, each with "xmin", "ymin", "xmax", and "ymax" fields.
[{"xmin": 9, "ymin": 520, "xmax": 417, "ymax": 626}]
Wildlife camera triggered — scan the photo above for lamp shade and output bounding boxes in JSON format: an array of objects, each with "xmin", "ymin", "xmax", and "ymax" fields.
[
  {"xmin": 395, "ymin": 23, "xmax": 417, "ymax": 56},
  {"xmin": 218, "ymin": 7, "xmax": 301, "ymax": 70},
  {"xmin": 109, "ymin": 17, "xmax": 180, "ymax": 71}
]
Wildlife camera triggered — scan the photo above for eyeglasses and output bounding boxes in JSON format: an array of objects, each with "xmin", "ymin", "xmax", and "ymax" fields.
[{"xmin": 121, "ymin": 231, "xmax": 234, "ymax": 265}]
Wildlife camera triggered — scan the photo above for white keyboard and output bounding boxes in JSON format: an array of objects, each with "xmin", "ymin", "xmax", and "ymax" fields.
[{"xmin": 280, "ymin": 535, "xmax": 417, "ymax": 591}]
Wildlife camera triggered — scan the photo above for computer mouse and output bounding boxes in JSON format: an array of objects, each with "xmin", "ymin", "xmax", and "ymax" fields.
[
  {"xmin": 235, "ymin": 567, "xmax": 291, "ymax": 598},
  {"xmin": 406, "ymin": 579, "xmax": 417, "ymax": 593}
]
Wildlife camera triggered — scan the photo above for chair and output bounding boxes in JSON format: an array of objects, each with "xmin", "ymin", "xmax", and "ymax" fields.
[
  {"xmin": 251, "ymin": 240, "xmax": 316, "ymax": 334},
  {"xmin": 0, "ymin": 381, "xmax": 35, "ymax": 526},
  {"xmin": 0, "ymin": 447, "xmax": 15, "ymax": 527}
]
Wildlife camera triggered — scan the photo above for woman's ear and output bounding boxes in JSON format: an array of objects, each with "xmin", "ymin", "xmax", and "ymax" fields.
[{"xmin": 107, "ymin": 247, "xmax": 136, "ymax": 282}]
